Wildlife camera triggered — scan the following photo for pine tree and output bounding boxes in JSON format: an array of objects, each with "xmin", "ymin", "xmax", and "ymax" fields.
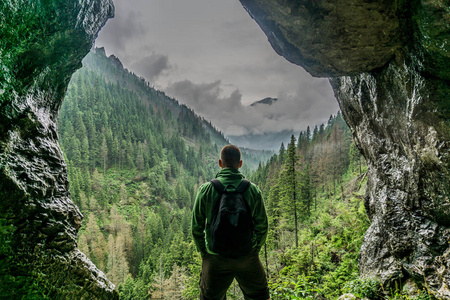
[
  {"xmin": 100, "ymin": 136, "xmax": 108, "ymax": 175},
  {"xmin": 281, "ymin": 135, "xmax": 301, "ymax": 248},
  {"xmin": 106, "ymin": 233, "xmax": 130, "ymax": 286},
  {"xmin": 58, "ymin": 51, "xmax": 281, "ymax": 296},
  {"xmin": 279, "ymin": 143, "xmax": 286, "ymax": 164},
  {"xmin": 136, "ymin": 142, "xmax": 145, "ymax": 171},
  {"xmin": 80, "ymin": 136, "xmax": 90, "ymax": 167},
  {"xmin": 74, "ymin": 112, "xmax": 87, "ymax": 142},
  {"xmin": 266, "ymin": 178, "xmax": 282, "ymax": 249},
  {"xmin": 163, "ymin": 264, "xmax": 187, "ymax": 298},
  {"xmin": 300, "ymin": 164, "xmax": 312, "ymax": 215}
]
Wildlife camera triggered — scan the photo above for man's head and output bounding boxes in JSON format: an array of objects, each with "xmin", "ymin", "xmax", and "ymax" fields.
[{"xmin": 219, "ymin": 145, "xmax": 243, "ymax": 169}]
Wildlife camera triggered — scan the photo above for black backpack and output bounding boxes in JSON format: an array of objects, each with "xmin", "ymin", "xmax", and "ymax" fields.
[{"xmin": 208, "ymin": 179, "xmax": 254, "ymax": 258}]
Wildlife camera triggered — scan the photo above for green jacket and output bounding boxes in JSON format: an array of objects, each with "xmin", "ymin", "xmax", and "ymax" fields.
[{"xmin": 191, "ymin": 168, "xmax": 268, "ymax": 256}]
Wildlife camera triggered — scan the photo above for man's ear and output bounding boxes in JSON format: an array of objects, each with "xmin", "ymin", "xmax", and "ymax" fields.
[
  {"xmin": 219, "ymin": 159, "xmax": 223, "ymax": 168},
  {"xmin": 238, "ymin": 160, "xmax": 243, "ymax": 168}
]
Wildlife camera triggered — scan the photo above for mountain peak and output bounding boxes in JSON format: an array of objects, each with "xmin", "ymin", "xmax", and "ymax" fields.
[
  {"xmin": 108, "ymin": 54, "xmax": 124, "ymax": 70},
  {"xmin": 250, "ymin": 97, "xmax": 277, "ymax": 106},
  {"xmin": 95, "ymin": 47, "xmax": 106, "ymax": 56}
]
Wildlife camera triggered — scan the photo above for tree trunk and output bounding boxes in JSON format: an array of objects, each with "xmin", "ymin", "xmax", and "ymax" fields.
[
  {"xmin": 293, "ymin": 187, "xmax": 298, "ymax": 248},
  {"xmin": 314, "ymin": 186, "xmax": 317, "ymax": 212}
]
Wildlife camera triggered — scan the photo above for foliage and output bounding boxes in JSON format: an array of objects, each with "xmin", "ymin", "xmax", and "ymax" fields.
[
  {"xmin": 58, "ymin": 50, "xmax": 229, "ymax": 297},
  {"xmin": 59, "ymin": 50, "xmax": 274, "ymax": 298},
  {"xmin": 0, "ymin": 218, "xmax": 51, "ymax": 299},
  {"xmin": 59, "ymin": 49, "xmax": 371, "ymax": 299},
  {"xmin": 342, "ymin": 278, "xmax": 382, "ymax": 299},
  {"xmin": 269, "ymin": 275, "xmax": 320, "ymax": 299},
  {"xmin": 341, "ymin": 278, "xmax": 438, "ymax": 300},
  {"xmin": 386, "ymin": 286, "xmax": 438, "ymax": 300},
  {"xmin": 250, "ymin": 112, "xmax": 370, "ymax": 299}
]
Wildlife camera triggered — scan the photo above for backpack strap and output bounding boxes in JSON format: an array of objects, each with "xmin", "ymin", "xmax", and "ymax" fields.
[
  {"xmin": 236, "ymin": 180, "xmax": 252, "ymax": 217},
  {"xmin": 236, "ymin": 179, "xmax": 251, "ymax": 193},
  {"xmin": 210, "ymin": 179, "xmax": 251, "ymax": 194},
  {"xmin": 210, "ymin": 179, "xmax": 226, "ymax": 194}
]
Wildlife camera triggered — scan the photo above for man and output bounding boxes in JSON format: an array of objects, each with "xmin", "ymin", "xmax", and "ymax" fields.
[{"xmin": 192, "ymin": 144, "xmax": 270, "ymax": 300}]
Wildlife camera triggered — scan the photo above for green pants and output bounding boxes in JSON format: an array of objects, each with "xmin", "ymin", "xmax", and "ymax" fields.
[{"xmin": 200, "ymin": 248, "xmax": 270, "ymax": 300}]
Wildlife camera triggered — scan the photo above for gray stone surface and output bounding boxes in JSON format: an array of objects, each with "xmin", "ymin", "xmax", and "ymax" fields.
[
  {"xmin": 0, "ymin": 0, "xmax": 448, "ymax": 298},
  {"xmin": 240, "ymin": 0, "xmax": 449, "ymax": 297},
  {"xmin": 331, "ymin": 52, "xmax": 450, "ymax": 298},
  {"xmin": 0, "ymin": 0, "xmax": 117, "ymax": 298},
  {"xmin": 239, "ymin": 0, "xmax": 408, "ymax": 77}
]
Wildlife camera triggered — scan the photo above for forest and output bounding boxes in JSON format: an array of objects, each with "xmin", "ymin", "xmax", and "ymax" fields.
[
  {"xmin": 59, "ymin": 49, "xmax": 274, "ymax": 299},
  {"xmin": 57, "ymin": 49, "xmax": 431, "ymax": 299}
]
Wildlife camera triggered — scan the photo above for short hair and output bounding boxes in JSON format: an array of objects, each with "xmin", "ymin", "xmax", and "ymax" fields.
[{"xmin": 220, "ymin": 145, "xmax": 241, "ymax": 169}]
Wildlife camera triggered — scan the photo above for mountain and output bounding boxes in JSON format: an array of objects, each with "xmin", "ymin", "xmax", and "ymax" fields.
[
  {"xmin": 58, "ymin": 48, "xmax": 232, "ymax": 294},
  {"xmin": 232, "ymin": 97, "xmax": 295, "ymax": 150},
  {"xmin": 232, "ymin": 97, "xmax": 290, "ymax": 150},
  {"xmin": 58, "ymin": 48, "xmax": 372, "ymax": 300},
  {"xmin": 57, "ymin": 49, "xmax": 277, "ymax": 297},
  {"xmin": 249, "ymin": 97, "xmax": 278, "ymax": 106},
  {"xmin": 60, "ymin": 48, "xmax": 269, "ymax": 171},
  {"xmin": 228, "ymin": 129, "xmax": 295, "ymax": 150},
  {"xmin": 56, "ymin": 49, "xmax": 375, "ymax": 299}
]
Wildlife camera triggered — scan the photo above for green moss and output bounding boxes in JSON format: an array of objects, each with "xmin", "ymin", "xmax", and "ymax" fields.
[
  {"xmin": 0, "ymin": 217, "xmax": 51, "ymax": 299},
  {"xmin": 434, "ymin": 79, "xmax": 450, "ymax": 123},
  {"xmin": 0, "ymin": 0, "xmax": 90, "ymax": 106},
  {"xmin": 412, "ymin": 0, "xmax": 450, "ymax": 80}
]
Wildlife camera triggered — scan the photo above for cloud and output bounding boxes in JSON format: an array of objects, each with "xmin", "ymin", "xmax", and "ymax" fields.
[
  {"xmin": 131, "ymin": 53, "xmax": 171, "ymax": 81},
  {"xmin": 95, "ymin": 0, "xmax": 340, "ymax": 146},
  {"xmin": 95, "ymin": 5, "xmax": 145, "ymax": 54},
  {"xmin": 166, "ymin": 79, "xmax": 338, "ymax": 137}
]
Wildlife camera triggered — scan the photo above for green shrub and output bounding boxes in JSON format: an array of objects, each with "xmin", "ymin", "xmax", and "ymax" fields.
[
  {"xmin": 342, "ymin": 277, "xmax": 381, "ymax": 299},
  {"xmin": 269, "ymin": 275, "xmax": 320, "ymax": 299}
]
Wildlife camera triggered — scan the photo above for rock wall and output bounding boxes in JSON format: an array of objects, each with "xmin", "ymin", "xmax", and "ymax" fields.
[
  {"xmin": 0, "ymin": 0, "xmax": 448, "ymax": 298},
  {"xmin": 0, "ymin": 1, "xmax": 118, "ymax": 298},
  {"xmin": 240, "ymin": 0, "xmax": 449, "ymax": 297}
]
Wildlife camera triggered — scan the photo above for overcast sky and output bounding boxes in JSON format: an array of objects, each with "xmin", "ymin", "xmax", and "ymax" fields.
[{"xmin": 95, "ymin": 0, "xmax": 339, "ymax": 140}]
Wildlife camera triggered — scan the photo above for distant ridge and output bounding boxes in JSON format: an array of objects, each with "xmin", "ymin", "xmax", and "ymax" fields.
[
  {"xmin": 68, "ymin": 48, "xmax": 273, "ymax": 170},
  {"xmin": 229, "ymin": 129, "xmax": 295, "ymax": 151},
  {"xmin": 250, "ymin": 97, "xmax": 277, "ymax": 106},
  {"xmin": 87, "ymin": 47, "xmax": 228, "ymax": 146}
]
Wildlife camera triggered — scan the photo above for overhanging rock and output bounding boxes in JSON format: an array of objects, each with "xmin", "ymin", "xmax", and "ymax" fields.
[
  {"xmin": 0, "ymin": 1, "xmax": 118, "ymax": 298},
  {"xmin": 240, "ymin": 0, "xmax": 449, "ymax": 297}
]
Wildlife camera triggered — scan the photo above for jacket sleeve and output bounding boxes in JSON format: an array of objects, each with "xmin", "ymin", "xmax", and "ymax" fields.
[
  {"xmin": 191, "ymin": 183, "xmax": 208, "ymax": 256},
  {"xmin": 250, "ymin": 184, "xmax": 268, "ymax": 251}
]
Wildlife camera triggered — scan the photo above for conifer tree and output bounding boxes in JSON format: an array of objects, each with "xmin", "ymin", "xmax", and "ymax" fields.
[
  {"xmin": 281, "ymin": 135, "xmax": 301, "ymax": 247},
  {"xmin": 300, "ymin": 164, "xmax": 312, "ymax": 215},
  {"xmin": 101, "ymin": 136, "xmax": 108, "ymax": 175},
  {"xmin": 58, "ymin": 51, "xmax": 286, "ymax": 297},
  {"xmin": 305, "ymin": 126, "xmax": 311, "ymax": 142},
  {"xmin": 279, "ymin": 143, "xmax": 286, "ymax": 164},
  {"xmin": 266, "ymin": 178, "xmax": 282, "ymax": 249}
]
